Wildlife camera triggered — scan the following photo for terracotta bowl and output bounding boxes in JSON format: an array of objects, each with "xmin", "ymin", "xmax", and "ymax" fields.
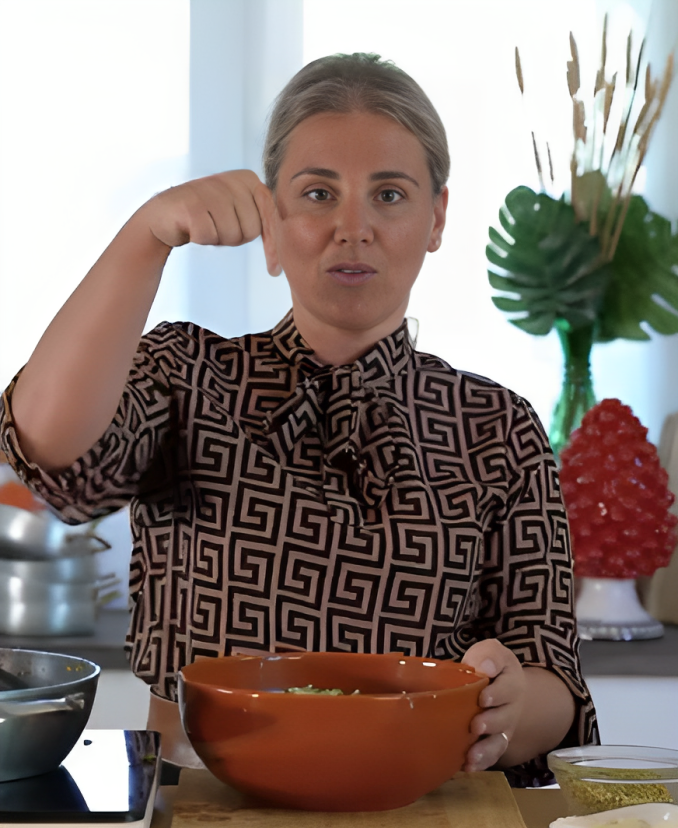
[{"xmin": 178, "ymin": 651, "xmax": 488, "ymax": 811}]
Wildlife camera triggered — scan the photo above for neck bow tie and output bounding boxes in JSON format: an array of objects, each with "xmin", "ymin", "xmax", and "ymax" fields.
[{"xmin": 265, "ymin": 361, "xmax": 422, "ymax": 524}]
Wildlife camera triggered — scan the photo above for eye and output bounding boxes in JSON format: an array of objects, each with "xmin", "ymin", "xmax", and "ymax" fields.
[
  {"xmin": 306, "ymin": 188, "xmax": 332, "ymax": 202},
  {"xmin": 377, "ymin": 189, "xmax": 403, "ymax": 203}
]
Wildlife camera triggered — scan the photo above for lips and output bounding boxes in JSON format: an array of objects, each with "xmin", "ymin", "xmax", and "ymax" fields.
[{"xmin": 327, "ymin": 262, "xmax": 377, "ymax": 286}]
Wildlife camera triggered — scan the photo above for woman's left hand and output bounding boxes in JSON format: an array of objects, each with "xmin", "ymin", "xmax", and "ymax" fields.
[{"xmin": 461, "ymin": 639, "xmax": 527, "ymax": 771}]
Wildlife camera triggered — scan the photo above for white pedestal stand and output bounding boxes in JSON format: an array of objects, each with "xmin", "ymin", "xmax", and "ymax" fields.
[{"xmin": 576, "ymin": 577, "xmax": 665, "ymax": 640}]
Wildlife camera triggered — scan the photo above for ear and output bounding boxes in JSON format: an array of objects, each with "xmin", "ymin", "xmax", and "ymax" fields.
[
  {"xmin": 254, "ymin": 183, "xmax": 283, "ymax": 276},
  {"xmin": 427, "ymin": 185, "xmax": 448, "ymax": 253}
]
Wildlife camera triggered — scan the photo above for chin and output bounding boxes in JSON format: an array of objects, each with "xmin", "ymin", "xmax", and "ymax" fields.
[
  {"xmin": 321, "ymin": 296, "xmax": 406, "ymax": 330},
  {"xmin": 327, "ymin": 310, "xmax": 399, "ymax": 334}
]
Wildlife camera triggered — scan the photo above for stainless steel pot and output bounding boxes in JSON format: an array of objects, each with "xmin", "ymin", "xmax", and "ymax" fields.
[
  {"xmin": 0, "ymin": 648, "xmax": 100, "ymax": 781},
  {"xmin": 0, "ymin": 575, "xmax": 120, "ymax": 635},
  {"xmin": 0, "ymin": 555, "xmax": 102, "ymax": 584},
  {"xmin": 0, "ymin": 504, "xmax": 110, "ymax": 560}
]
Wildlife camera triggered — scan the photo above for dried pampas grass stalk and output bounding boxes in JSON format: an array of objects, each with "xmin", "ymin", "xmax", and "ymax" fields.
[
  {"xmin": 625, "ymin": 31, "xmax": 633, "ymax": 85},
  {"xmin": 531, "ymin": 131, "xmax": 545, "ymax": 191},
  {"xmin": 515, "ymin": 47, "xmax": 524, "ymax": 95},
  {"xmin": 656, "ymin": 52, "xmax": 674, "ymax": 112},
  {"xmin": 573, "ymin": 99, "xmax": 587, "ymax": 144},
  {"xmin": 547, "ymin": 143, "xmax": 554, "ymax": 184},
  {"xmin": 603, "ymin": 75, "xmax": 616, "ymax": 133},
  {"xmin": 568, "ymin": 32, "xmax": 581, "ymax": 97},
  {"xmin": 515, "ymin": 17, "xmax": 673, "ymax": 252}
]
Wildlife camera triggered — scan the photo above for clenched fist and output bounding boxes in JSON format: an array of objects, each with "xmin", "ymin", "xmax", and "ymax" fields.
[{"xmin": 140, "ymin": 169, "xmax": 269, "ymax": 249}]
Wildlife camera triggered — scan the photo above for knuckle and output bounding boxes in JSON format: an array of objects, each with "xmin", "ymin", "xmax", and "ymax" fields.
[
  {"xmin": 243, "ymin": 219, "xmax": 263, "ymax": 242},
  {"xmin": 192, "ymin": 216, "xmax": 220, "ymax": 246},
  {"xmin": 222, "ymin": 228, "xmax": 246, "ymax": 247}
]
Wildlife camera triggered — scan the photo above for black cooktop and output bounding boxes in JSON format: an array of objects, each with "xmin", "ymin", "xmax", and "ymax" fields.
[{"xmin": 0, "ymin": 730, "xmax": 161, "ymax": 824}]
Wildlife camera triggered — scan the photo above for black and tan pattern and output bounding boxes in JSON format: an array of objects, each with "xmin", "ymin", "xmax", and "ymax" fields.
[{"xmin": 0, "ymin": 311, "xmax": 598, "ymax": 775}]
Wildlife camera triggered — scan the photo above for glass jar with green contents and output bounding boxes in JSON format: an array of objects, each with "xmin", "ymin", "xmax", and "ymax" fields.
[{"xmin": 548, "ymin": 746, "xmax": 678, "ymax": 816}]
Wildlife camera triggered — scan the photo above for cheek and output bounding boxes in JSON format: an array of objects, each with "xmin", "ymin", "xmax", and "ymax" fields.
[
  {"xmin": 277, "ymin": 215, "xmax": 328, "ymax": 262},
  {"xmin": 388, "ymin": 218, "xmax": 432, "ymax": 263}
]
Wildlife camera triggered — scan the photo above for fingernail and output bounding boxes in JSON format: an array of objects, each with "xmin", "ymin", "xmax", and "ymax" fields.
[{"xmin": 480, "ymin": 659, "xmax": 497, "ymax": 676}]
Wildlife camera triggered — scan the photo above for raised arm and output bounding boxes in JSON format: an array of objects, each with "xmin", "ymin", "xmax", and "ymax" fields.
[{"xmin": 11, "ymin": 170, "xmax": 265, "ymax": 472}]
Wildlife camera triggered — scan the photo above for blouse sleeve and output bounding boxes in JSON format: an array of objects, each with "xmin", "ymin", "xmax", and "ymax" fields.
[
  {"xmin": 460, "ymin": 393, "xmax": 599, "ymax": 785},
  {"xmin": 0, "ymin": 325, "xmax": 176, "ymax": 524}
]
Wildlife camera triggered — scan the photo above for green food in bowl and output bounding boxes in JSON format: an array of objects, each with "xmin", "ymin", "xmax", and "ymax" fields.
[
  {"xmin": 548, "ymin": 746, "xmax": 678, "ymax": 816},
  {"xmin": 284, "ymin": 685, "xmax": 359, "ymax": 695}
]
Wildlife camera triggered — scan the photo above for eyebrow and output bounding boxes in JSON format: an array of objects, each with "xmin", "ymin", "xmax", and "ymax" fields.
[{"xmin": 290, "ymin": 167, "xmax": 420, "ymax": 187}]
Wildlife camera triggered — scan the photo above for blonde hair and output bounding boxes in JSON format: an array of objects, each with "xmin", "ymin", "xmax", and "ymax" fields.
[{"xmin": 263, "ymin": 53, "xmax": 449, "ymax": 195}]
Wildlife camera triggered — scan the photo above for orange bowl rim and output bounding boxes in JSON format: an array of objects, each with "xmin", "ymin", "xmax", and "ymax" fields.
[{"xmin": 179, "ymin": 652, "xmax": 488, "ymax": 698}]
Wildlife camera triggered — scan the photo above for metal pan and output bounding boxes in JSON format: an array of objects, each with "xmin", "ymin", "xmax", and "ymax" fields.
[
  {"xmin": 0, "ymin": 574, "xmax": 120, "ymax": 636},
  {"xmin": 0, "ymin": 555, "xmax": 110, "ymax": 584},
  {"xmin": 0, "ymin": 648, "xmax": 100, "ymax": 781},
  {"xmin": 0, "ymin": 504, "xmax": 110, "ymax": 560}
]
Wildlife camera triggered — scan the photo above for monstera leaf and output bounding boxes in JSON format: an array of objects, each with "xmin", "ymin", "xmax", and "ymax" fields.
[
  {"xmin": 487, "ymin": 186, "xmax": 609, "ymax": 336},
  {"xmin": 596, "ymin": 195, "xmax": 678, "ymax": 342}
]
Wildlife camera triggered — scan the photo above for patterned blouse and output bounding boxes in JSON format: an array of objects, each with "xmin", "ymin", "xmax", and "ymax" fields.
[{"xmin": 0, "ymin": 311, "xmax": 597, "ymax": 779}]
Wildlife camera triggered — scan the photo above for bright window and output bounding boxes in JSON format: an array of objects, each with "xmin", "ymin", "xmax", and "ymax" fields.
[{"xmin": 0, "ymin": 0, "xmax": 190, "ymax": 390}]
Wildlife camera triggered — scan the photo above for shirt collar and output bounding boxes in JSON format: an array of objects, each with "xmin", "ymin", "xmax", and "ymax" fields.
[{"xmin": 271, "ymin": 310, "xmax": 413, "ymax": 382}]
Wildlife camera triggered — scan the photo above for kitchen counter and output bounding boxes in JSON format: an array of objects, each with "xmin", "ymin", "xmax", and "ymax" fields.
[
  {"xmin": 2, "ymin": 609, "xmax": 677, "ymax": 676},
  {"xmin": 149, "ymin": 770, "xmax": 572, "ymax": 828},
  {"xmin": 579, "ymin": 627, "xmax": 678, "ymax": 677}
]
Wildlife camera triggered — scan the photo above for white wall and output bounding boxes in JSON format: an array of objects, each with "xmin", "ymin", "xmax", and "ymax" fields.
[{"xmin": 587, "ymin": 676, "xmax": 678, "ymax": 750}]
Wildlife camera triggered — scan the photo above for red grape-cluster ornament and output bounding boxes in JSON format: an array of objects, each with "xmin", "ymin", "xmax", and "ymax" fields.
[{"xmin": 560, "ymin": 398, "xmax": 677, "ymax": 639}]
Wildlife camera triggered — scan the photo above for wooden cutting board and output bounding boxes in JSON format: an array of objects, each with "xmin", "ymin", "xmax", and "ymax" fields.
[{"xmin": 170, "ymin": 769, "xmax": 528, "ymax": 828}]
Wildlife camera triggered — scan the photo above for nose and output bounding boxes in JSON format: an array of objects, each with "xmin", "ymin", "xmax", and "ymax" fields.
[{"xmin": 333, "ymin": 196, "xmax": 374, "ymax": 245}]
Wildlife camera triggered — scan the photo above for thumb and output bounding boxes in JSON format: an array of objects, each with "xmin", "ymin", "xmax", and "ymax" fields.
[
  {"xmin": 477, "ymin": 659, "xmax": 499, "ymax": 678},
  {"xmin": 254, "ymin": 183, "xmax": 282, "ymax": 277},
  {"xmin": 462, "ymin": 641, "xmax": 504, "ymax": 678},
  {"xmin": 253, "ymin": 182, "xmax": 277, "ymax": 222}
]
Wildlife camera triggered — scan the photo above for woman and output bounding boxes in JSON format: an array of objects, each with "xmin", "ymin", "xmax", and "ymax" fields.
[{"xmin": 0, "ymin": 53, "xmax": 596, "ymax": 782}]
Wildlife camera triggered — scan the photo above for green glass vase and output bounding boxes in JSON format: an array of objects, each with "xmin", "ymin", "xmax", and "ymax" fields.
[{"xmin": 549, "ymin": 321, "xmax": 596, "ymax": 461}]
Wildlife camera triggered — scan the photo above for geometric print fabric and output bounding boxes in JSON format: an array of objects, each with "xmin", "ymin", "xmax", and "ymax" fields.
[{"xmin": 0, "ymin": 311, "xmax": 597, "ymax": 760}]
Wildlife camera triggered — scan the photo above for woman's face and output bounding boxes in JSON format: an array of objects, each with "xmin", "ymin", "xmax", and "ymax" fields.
[{"xmin": 261, "ymin": 110, "xmax": 447, "ymax": 358}]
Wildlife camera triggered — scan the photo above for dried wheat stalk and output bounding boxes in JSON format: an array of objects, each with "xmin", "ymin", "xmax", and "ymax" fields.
[
  {"xmin": 515, "ymin": 16, "xmax": 673, "ymax": 256},
  {"xmin": 532, "ymin": 131, "xmax": 545, "ymax": 191},
  {"xmin": 564, "ymin": 16, "xmax": 673, "ymax": 260},
  {"xmin": 515, "ymin": 46, "xmax": 524, "ymax": 95}
]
